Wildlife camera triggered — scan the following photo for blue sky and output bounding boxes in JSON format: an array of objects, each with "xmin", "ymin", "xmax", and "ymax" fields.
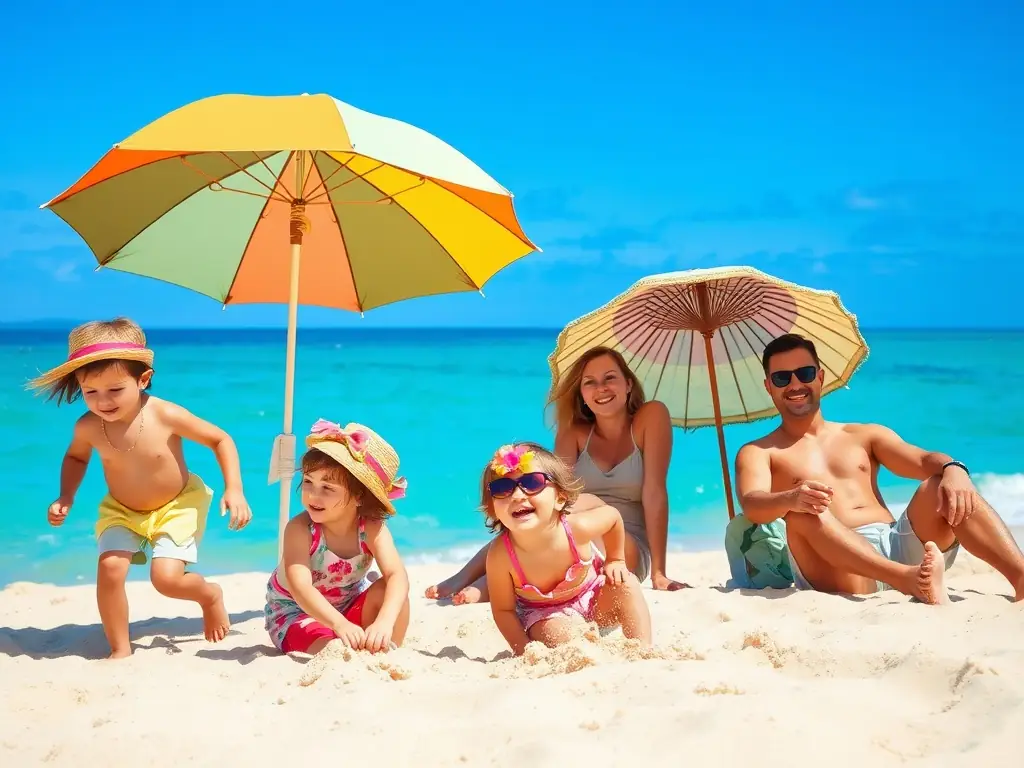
[{"xmin": 1, "ymin": 1, "xmax": 1021, "ymax": 328}]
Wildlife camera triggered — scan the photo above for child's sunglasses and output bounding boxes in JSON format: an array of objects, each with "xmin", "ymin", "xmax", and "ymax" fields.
[
  {"xmin": 769, "ymin": 365, "xmax": 818, "ymax": 388},
  {"xmin": 488, "ymin": 472, "xmax": 552, "ymax": 499}
]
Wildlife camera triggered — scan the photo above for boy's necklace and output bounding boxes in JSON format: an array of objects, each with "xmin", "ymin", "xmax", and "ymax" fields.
[{"xmin": 102, "ymin": 407, "xmax": 145, "ymax": 453}]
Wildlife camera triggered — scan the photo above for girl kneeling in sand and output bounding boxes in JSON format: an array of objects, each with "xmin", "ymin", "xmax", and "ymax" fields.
[
  {"xmin": 483, "ymin": 443, "xmax": 652, "ymax": 655},
  {"xmin": 265, "ymin": 419, "xmax": 410, "ymax": 655}
]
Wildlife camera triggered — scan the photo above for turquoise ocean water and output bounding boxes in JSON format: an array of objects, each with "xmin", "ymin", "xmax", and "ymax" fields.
[{"xmin": 1, "ymin": 328, "xmax": 1022, "ymax": 587}]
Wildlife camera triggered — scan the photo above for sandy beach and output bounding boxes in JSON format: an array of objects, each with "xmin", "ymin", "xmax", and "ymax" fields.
[{"xmin": 2, "ymin": 545, "xmax": 1022, "ymax": 768}]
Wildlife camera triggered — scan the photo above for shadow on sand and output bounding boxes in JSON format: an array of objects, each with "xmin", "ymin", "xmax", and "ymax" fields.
[{"xmin": 0, "ymin": 609, "xmax": 265, "ymax": 660}]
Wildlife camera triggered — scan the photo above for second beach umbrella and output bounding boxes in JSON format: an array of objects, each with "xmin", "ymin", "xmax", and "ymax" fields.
[
  {"xmin": 42, "ymin": 93, "xmax": 538, "ymax": 547},
  {"xmin": 547, "ymin": 266, "xmax": 868, "ymax": 519}
]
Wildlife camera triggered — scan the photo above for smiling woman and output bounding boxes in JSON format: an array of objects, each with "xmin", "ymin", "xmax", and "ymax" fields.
[{"xmin": 424, "ymin": 346, "xmax": 687, "ymax": 606}]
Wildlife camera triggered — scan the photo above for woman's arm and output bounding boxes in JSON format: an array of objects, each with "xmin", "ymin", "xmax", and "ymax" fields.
[
  {"xmin": 363, "ymin": 521, "xmax": 410, "ymax": 630},
  {"xmin": 485, "ymin": 540, "xmax": 530, "ymax": 655},
  {"xmin": 280, "ymin": 516, "xmax": 351, "ymax": 631},
  {"xmin": 569, "ymin": 504, "xmax": 626, "ymax": 564},
  {"xmin": 636, "ymin": 401, "xmax": 676, "ymax": 588}
]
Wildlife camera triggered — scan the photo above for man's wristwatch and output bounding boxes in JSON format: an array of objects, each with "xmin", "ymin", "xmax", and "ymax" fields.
[{"xmin": 942, "ymin": 460, "xmax": 970, "ymax": 477}]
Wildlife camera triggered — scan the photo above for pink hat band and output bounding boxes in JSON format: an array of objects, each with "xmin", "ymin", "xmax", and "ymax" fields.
[{"xmin": 68, "ymin": 341, "xmax": 148, "ymax": 361}]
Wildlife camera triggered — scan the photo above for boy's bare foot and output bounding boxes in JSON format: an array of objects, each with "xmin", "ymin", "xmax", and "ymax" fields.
[
  {"xmin": 452, "ymin": 585, "xmax": 483, "ymax": 605},
  {"xmin": 914, "ymin": 542, "xmax": 950, "ymax": 605},
  {"xmin": 424, "ymin": 574, "xmax": 469, "ymax": 600},
  {"xmin": 201, "ymin": 584, "xmax": 231, "ymax": 642},
  {"xmin": 106, "ymin": 648, "xmax": 132, "ymax": 660}
]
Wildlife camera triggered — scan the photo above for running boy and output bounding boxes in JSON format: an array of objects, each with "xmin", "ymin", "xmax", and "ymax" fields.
[{"xmin": 31, "ymin": 318, "xmax": 252, "ymax": 659}]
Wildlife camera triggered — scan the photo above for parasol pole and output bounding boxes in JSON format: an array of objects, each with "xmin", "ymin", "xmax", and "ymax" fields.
[
  {"xmin": 274, "ymin": 150, "xmax": 307, "ymax": 557},
  {"xmin": 695, "ymin": 283, "xmax": 736, "ymax": 520}
]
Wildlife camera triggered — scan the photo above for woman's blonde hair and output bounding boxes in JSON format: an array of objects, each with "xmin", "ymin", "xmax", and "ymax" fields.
[
  {"xmin": 546, "ymin": 346, "xmax": 646, "ymax": 434},
  {"xmin": 478, "ymin": 442, "xmax": 584, "ymax": 533}
]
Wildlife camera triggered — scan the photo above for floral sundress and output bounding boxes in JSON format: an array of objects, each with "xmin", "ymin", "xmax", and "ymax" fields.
[{"xmin": 264, "ymin": 518, "xmax": 374, "ymax": 651}]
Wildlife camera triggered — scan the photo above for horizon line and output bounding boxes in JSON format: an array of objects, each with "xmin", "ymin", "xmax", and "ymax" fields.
[{"xmin": 2, "ymin": 322, "xmax": 1024, "ymax": 333}]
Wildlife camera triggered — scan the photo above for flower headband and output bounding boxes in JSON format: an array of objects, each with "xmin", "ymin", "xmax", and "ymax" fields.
[
  {"xmin": 490, "ymin": 444, "xmax": 536, "ymax": 477},
  {"xmin": 308, "ymin": 419, "xmax": 408, "ymax": 500}
]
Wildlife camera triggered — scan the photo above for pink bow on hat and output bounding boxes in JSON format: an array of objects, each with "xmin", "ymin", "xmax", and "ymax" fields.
[
  {"xmin": 308, "ymin": 418, "xmax": 407, "ymax": 501},
  {"xmin": 310, "ymin": 418, "xmax": 369, "ymax": 458}
]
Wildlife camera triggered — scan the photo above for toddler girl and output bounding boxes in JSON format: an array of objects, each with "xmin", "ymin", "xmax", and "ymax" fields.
[
  {"xmin": 265, "ymin": 419, "xmax": 410, "ymax": 655},
  {"xmin": 483, "ymin": 442, "xmax": 652, "ymax": 655}
]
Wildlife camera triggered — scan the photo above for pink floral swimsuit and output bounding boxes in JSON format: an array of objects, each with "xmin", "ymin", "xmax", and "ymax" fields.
[{"xmin": 264, "ymin": 518, "xmax": 374, "ymax": 651}]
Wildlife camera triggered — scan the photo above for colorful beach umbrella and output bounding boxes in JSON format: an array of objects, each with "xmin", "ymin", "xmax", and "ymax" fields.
[
  {"xmin": 547, "ymin": 266, "xmax": 868, "ymax": 519},
  {"xmin": 42, "ymin": 93, "xmax": 537, "ymax": 545}
]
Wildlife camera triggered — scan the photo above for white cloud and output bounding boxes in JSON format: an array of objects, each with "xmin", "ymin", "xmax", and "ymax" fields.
[
  {"xmin": 845, "ymin": 189, "xmax": 883, "ymax": 210},
  {"xmin": 53, "ymin": 261, "xmax": 80, "ymax": 282}
]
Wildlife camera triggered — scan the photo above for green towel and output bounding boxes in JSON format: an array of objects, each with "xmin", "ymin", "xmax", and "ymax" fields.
[{"xmin": 724, "ymin": 513, "xmax": 793, "ymax": 589}]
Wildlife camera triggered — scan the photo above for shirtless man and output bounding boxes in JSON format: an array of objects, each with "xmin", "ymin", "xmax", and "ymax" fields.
[{"xmin": 734, "ymin": 333, "xmax": 1024, "ymax": 604}]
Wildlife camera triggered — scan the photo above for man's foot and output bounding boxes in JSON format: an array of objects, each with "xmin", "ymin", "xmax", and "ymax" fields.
[
  {"xmin": 452, "ymin": 585, "xmax": 484, "ymax": 605},
  {"xmin": 914, "ymin": 542, "xmax": 950, "ymax": 605},
  {"xmin": 201, "ymin": 584, "xmax": 231, "ymax": 642},
  {"xmin": 424, "ymin": 573, "xmax": 470, "ymax": 600},
  {"xmin": 105, "ymin": 647, "xmax": 132, "ymax": 660}
]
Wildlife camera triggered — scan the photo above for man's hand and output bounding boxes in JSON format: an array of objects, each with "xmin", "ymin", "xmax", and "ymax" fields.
[
  {"xmin": 47, "ymin": 497, "xmax": 72, "ymax": 527},
  {"xmin": 787, "ymin": 481, "xmax": 833, "ymax": 514},
  {"xmin": 651, "ymin": 572, "xmax": 690, "ymax": 591},
  {"xmin": 220, "ymin": 488, "xmax": 252, "ymax": 530},
  {"xmin": 938, "ymin": 466, "xmax": 978, "ymax": 527}
]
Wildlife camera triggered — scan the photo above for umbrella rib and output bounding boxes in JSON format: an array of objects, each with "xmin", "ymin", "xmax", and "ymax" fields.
[
  {"xmin": 101, "ymin": 152, "xmax": 278, "ymax": 266},
  {"xmin": 683, "ymin": 329, "xmax": 696, "ymax": 428},
  {"xmin": 180, "ymin": 155, "xmax": 289, "ymax": 203},
  {"xmin": 222, "ymin": 151, "xmax": 286, "ymax": 305},
  {"xmin": 555, "ymin": 313, "xmax": 618, "ymax": 360},
  {"xmin": 303, "ymin": 153, "xmax": 357, "ymax": 201},
  {"xmin": 756, "ymin": 302, "xmax": 859, "ymax": 368},
  {"xmin": 215, "ymin": 152, "xmax": 286, "ymax": 200},
  {"xmin": 720, "ymin": 324, "xmax": 751, "ymax": 419},
  {"xmin": 560, "ymin": 323, "xmax": 616, "ymax": 361},
  {"xmin": 761, "ymin": 295, "xmax": 862, "ymax": 344},
  {"xmin": 308, "ymin": 153, "xmax": 365, "ymax": 313},
  {"xmin": 322, "ymin": 162, "xmax": 482, "ymax": 292},
  {"xmin": 306, "ymin": 160, "xmax": 388, "ymax": 203},
  {"xmin": 649, "ymin": 328, "xmax": 675, "ymax": 401}
]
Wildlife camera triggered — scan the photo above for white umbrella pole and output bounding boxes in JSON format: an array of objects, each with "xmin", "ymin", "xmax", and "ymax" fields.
[
  {"xmin": 271, "ymin": 152, "xmax": 307, "ymax": 558},
  {"xmin": 277, "ymin": 236, "xmax": 301, "ymax": 555}
]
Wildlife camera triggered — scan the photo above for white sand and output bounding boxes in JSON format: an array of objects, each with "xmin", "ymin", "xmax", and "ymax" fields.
[{"xmin": 1, "ymin": 547, "xmax": 1023, "ymax": 767}]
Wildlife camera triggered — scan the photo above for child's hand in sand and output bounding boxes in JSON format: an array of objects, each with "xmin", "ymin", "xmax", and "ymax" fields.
[
  {"xmin": 220, "ymin": 488, "xmax": 252, "ymax": 531},
  {"xmin": 362, "ymin": 619, "xmax": 395, "ymax": 653},
  {"xmin": 47, "ymin": 497, "xmax": 72, "ymax": 527},
  {"xmin": 604, "ymin": 559, "xmax": 630, "ymax": 585},
  {"xmin": 332, "ymin": 619, "xmax": 366, "ymax": 649}
]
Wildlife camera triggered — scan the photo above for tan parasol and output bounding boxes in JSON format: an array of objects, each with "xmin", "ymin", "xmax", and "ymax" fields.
[{"xmin": 547, "ymin": 266, "xmax": 869, "ymax": 519}]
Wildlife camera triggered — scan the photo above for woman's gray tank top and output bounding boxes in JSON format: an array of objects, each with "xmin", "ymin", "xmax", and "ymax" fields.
[{"xmin": 573, "ymin": 426, "xmax": 649, "ymax": 547}]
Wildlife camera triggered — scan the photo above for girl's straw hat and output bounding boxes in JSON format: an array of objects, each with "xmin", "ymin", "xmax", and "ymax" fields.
[
  {"xmin": 305, "ymin": 419, "xmax": 407, "ymax": 515},
  {"xmin": 29, "ymin": 319, "xmax": 154, "ymax": 390}
]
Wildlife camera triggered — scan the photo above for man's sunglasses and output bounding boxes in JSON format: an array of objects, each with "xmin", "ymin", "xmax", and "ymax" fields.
[
  {"xmin": 769, "ymin": 365, "xmax": 818, "ymax": 388},
  {"xmin": 488, "ymin": 472, "xmax": 552, "ymax": 499}
]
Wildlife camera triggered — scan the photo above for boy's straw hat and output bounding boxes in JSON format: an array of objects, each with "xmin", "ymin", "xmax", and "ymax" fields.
[
  {"xmin": 29, "ymin": 319, "xmax": 154, "ymax": 390},
  {"xmin": 305, "ymin": 419, "xmax": 407, "ymax": 515}
]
